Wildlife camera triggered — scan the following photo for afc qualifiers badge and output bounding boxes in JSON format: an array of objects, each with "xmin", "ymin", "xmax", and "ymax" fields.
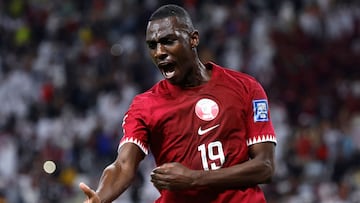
[{"xmin": 195, "ymin": 98, "xmax": 219, "ymax": 121}]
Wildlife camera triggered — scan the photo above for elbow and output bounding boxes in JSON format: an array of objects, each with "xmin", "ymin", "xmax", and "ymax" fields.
[{"xmin": 262, "ymin": 160, "xmax": 275, "ymax": 183}]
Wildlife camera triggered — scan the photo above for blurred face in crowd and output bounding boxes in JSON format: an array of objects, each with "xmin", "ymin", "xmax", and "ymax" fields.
[{"xmin": 146, "ymin": 16, "xmax": 199, "ymax": 87}]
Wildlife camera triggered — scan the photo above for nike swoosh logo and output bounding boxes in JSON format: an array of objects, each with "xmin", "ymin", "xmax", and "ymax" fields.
[{"xmin": 198, "ymin": 124, "xmax": 220, "ymax": 136}]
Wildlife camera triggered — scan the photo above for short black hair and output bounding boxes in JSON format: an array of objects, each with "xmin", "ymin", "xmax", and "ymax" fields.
[{"xmin": 149, "ymin": 4, "xmax": 194, "ymax": 30}]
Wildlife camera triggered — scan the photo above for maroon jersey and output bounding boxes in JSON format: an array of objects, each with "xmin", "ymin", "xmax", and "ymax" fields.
[{"xmin": 119, "ymin": 62, "xmax": 276, "ymax": 203}]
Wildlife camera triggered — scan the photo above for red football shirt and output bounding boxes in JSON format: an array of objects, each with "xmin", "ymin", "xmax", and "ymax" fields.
[{"xmin": 119, "ymin": 62, "xmax": 276, "ymax": 203}]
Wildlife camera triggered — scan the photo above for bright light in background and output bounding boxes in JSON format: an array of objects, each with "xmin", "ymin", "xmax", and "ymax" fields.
[
  {"xmin": 110, "ymin": 43, "xmax": 123, "ymax": 56},
  {"xmin": 43, "ymin": 160, "xmax": 56, "ymax": 174}
]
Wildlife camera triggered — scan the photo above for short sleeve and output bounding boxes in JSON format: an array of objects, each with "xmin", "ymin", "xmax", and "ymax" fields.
[
  {"xmin": 118, "ymin": 96, "xmax": 150, "ymax": 155},
  {"xmin": 245, "ymin": 81, "xmax": 276, "ymax": 146}
]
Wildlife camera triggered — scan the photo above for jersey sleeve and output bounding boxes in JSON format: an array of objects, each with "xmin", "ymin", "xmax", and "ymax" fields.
[
  {"xmin": 245, "ymin": 80, "xmax": 277, "ymax": 146},
  {"xmin": 118, "ymin": 95, "xmax": 150, "ymax": 155}
]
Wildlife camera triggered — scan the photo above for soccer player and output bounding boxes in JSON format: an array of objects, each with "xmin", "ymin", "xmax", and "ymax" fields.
[{"xmin": 80, "ymin": 4, "xmax": 276, "ymax": 203}]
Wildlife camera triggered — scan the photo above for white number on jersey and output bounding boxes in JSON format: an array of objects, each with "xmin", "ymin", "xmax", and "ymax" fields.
[{"xmin": 198, "ymin": 141, "xmax": 225, "ymax": 170}]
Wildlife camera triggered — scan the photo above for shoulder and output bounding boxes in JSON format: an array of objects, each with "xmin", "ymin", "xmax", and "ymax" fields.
[
  {"xmin": 131, "ymin": 80, "xmax": 169, "ymax": 105},
  {"xmin": 211, "ymin": 62, "xmax": 263, "ymax": 91}
]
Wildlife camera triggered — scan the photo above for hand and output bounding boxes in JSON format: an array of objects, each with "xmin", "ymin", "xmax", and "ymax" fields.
[
  {"xmin": 79, "ymin": 182, "xmax": 101, "ymax": 203},
  {"xmin": 150, "ymin": 162, "xmax": 197, "ymax": 191}
]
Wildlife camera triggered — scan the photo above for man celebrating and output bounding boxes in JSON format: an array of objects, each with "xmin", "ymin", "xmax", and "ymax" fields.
[{"xmin": 80, "ymin": 4, "xmax": 276, "ymax": 203}]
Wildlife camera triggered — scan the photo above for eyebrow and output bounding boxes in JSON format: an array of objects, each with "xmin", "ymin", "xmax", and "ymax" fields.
[{"xmin": 146, "ymin": 33, "xmax": 178, "ymax": 44}]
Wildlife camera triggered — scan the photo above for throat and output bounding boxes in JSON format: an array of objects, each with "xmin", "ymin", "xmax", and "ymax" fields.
[
  {"xmin": 176, "ymin": 62, "xmax": 212, "ymax": 88},
  {"xmin": 182, "ymin": 74, "xmax": 209, "ymax": 88}
]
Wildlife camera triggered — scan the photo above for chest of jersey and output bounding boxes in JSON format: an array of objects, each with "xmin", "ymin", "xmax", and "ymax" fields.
[{"xmin": 147, "ymin": 84, "xmax": 250, "ymax": 170}]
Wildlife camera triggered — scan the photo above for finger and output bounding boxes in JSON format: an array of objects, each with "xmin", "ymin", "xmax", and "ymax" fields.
[
  {"xmin": 152, "ymin": 167, "xmax": 169, "ymax": 175},
  {"xmin": 79, "ymin": 182, "xmax": 96, "ymax": 197},
  {"xmin": 153, "ymin": 162, "xmax": 172, "ymax": 170},
  {"xmin": 151, "ymin": 172, "xmax": 169, "ymax": 183},
  {"xmin": 152, "ymin": 166, "xmax": 161, "ymax": 173},
  {"xmin": 152, "ymin": 179, "xmax": 169, "ymax": 190}
]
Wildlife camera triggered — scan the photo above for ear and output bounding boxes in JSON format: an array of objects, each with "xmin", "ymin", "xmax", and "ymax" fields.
[{"xmin": 190, "ymin": 30, "xmax": 199, "ymax": 48}]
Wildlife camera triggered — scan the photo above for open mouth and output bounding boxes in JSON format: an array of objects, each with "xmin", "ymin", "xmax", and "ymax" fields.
[{"xmin": 159, "ymin": 62, "xmax": 176, "ymax": 79}]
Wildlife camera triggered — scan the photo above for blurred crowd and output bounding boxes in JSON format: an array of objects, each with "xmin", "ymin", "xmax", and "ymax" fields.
[{"xmin": 0, "ymin": 0, "xmax": 359, "ymax": 202}]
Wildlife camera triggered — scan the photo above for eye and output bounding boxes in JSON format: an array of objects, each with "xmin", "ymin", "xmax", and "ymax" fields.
[
  {"xmin": 160, "ymin": 38, "xmax": 176, "ymax": 46},
  {"xmin": 147, "ymin": 41, "xmax": 156, "ymax": 49}
]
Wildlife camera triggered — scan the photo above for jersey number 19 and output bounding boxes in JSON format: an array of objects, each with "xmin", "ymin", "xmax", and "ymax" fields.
[{"xmin": 198, "ymin": 141, "xmax": 225, "ymax": 170}]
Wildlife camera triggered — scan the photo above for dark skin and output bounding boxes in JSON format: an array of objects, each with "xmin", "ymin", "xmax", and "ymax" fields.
[
  {"xmin": 79, "ymin": 16, "xmax": 275, "ymax": 203},
  {"xmin": 145, "ymin": 16, "xmax": 210, "ymax": 87}
]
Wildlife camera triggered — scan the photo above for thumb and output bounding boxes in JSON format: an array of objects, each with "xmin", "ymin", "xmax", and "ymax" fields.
[{"xmin": 79, "ymin": 182, "xmax": 96, "ymax": 198}]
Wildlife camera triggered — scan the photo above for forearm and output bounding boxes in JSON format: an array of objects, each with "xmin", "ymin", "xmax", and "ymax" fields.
[
  {"xmin": 95, "ymin": 143, "xmax": 145, "ymax": 203},
  {"xmin": 192, "ymin": 143, "xmax": 276, "ymax": 189},
  {"xmin": 96, "ymin": 163, "xmax": 135, "ymax": 203},
  {"xmin": 193, "ymin": 158, "xmax": 274, "ymax": 189},
  {"xmin": 151, "ymin": 143, "xmax": 275, "ymax": 191}
]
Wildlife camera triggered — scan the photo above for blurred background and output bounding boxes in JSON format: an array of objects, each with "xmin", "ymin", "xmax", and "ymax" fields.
[{"xmin": 0, "ymin": 0, "xmax": 359, "ymax": 202}]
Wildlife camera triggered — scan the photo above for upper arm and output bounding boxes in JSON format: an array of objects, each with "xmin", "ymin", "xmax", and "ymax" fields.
[
  {"xmin": 248, "ymin": 142, "xmax": 275, "ymax": 170},
  {"xmin": 249, "ymin": 142, "xmax": 275, "ymax": 160},
  {"xmin": 115, "ymin": 143, "xmax": 146, "ymax": 172}
]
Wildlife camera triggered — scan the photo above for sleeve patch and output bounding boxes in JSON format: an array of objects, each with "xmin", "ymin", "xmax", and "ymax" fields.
[{"xmin": 253, "ymin": 99, "xmax": 269, "ymax": 122}]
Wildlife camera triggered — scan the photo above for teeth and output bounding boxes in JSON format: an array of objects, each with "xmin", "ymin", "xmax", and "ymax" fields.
[{"xmin": 164, "ymin": 70, "xmax": 175, "ymax": 79}]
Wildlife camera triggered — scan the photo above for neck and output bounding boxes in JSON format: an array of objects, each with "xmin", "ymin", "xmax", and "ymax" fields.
[{"xmin": 182, "ymin": 60, "xmax": 211, "ymax": 88}]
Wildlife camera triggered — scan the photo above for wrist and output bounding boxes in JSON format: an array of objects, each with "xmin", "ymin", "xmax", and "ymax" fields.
[{"xmin": 191, "ymin": 170, "xmax": 206, "ymax": 188}]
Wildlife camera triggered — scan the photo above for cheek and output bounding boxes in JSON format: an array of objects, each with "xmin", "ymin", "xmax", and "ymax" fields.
[
  {"xmin": 172, "ymin": 44, "xmax": 191, "ymax": 58},
  {"xmin": 148, "ymin": 50, "xmax": 157, "ymax": 61},
  {"xmin": 177, "ymin": 48, "xmax": 193, "ymax": 62}
]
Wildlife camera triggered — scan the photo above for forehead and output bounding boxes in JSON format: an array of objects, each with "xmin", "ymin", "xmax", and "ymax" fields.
[{"xmin": 146, "ymin": 16, "xmax": 184, "ymax": 40}]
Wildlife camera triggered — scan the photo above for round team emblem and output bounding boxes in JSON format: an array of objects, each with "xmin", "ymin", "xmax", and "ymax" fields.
[{"xmin": 195, "ymin": 98, "xmax": 219, "ymax": 121}]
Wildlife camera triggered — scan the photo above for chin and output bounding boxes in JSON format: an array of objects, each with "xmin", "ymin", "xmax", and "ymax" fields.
[{"xmin": 166, "ymin": 77, "xmax": 180, "ymax": 85}]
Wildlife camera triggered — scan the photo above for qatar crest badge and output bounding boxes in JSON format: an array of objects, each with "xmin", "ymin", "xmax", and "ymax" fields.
[
  {"xmin": 253, "ymin": 99, "xmax": 269, "ymax": 122},
  {"xmin": 195, "ymin": 98, "xmax": 219, "ymax": 121}
]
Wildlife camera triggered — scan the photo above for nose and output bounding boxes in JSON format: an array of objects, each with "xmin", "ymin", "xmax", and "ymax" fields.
[{"xmin": 154, "ymin": 43, "xmax": 167, "ymax": 60}]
